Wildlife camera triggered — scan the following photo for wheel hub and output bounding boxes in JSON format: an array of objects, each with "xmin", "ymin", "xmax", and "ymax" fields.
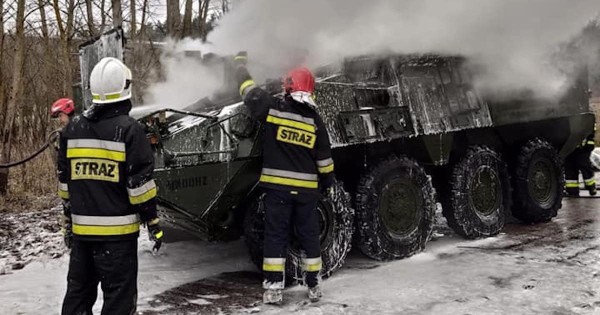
[
  {"xmin": 379, "ymin": 178, "xmax": 422, "ymax": 237},
  {"xmin": 528, "ymin": 159, "xmax": 556, "ymax": 208},
  {"xmin": 469, "ymin": 166, "xmax": 501, "ymax": 216}
]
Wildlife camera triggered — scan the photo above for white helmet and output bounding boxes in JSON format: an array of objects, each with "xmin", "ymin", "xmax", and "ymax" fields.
[{"xmin": 90, "ymin": 57, "xmax": 132, "ymax": 104}]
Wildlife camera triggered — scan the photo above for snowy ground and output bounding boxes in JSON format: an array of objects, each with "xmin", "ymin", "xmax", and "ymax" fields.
[{"xmin": 1, "ymin": 194, "xmax": 599, "ymax": 315}]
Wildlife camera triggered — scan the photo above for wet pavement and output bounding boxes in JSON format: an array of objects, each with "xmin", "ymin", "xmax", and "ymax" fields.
[{"xmin": 139, "ymin": 193, "xmax": 600, "ymax": 315}]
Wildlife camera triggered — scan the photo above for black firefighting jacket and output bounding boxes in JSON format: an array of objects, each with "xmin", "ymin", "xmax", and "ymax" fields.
[
  {"xmin": 57, "ymin": 100, "xmax": 158, "ymax": 241},
  {"xmin": 239, "ymin": 78, "xmax": 335, "ymax": 194}
]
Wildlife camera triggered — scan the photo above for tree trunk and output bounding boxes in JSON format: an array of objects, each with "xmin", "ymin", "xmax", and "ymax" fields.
[
  {"xmin": 139, "ymin": 0, "xmax": 148, "ymax": 38},
  {"xmin": 182, "ymin": 0, "xmax": 193, "ymax": 38},
  {"xmin": 38, "ymin": 0, "xmax": 51, "ymax": 131},
  {"xmin": 85, "ymin": 0, "xmax": 97, "ymax": 37},
  {"xmin": 166, "ymin": 0, "xmax": 181, "ymax": 38},
  {"xmin": 0, "ymin": 0, "xmax": 5, "ymax": 128},
  {"xmin": 130, "ymin": 0, "xmax": 137, "ymax": 39},
  {"xmin": 112, "ymin": 0, "xmax": 123, "ymax": 28},
  {"xmin": 0, "ymin": 0, "xmax": 26, "ymax": 195},
  {"xmin": 52, "ymin": 0, "xmax": 75, "ymax": 96},
  {"xmin": 199, "ymin": 0, "xmax": 210, "ymax": 41},
  {"xmin": 101, "ymin": 0, "xmax": 107, "ymax": 33}
]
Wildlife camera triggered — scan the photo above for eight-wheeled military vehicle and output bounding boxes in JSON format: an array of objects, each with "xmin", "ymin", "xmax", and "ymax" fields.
[{"xmin": 136, "ymin": 53, "xmax": 594, "ymax": 282}]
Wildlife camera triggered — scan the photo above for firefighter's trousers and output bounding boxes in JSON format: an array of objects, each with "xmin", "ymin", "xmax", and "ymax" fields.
[
  {"xmin": 62, "ymin": 239, "xmax": 137, "ymax": 315},
  {"xmin": 565, "ymin": 148, "xmax": 596, "ymax": 196},
  {"xmin": 262, "ymin": 189, "xmax": 322, "ymax": 289}
]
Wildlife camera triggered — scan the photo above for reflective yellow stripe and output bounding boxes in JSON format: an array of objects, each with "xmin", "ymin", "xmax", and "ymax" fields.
[
  {"xmin": 234, "ymin": 55, "xmax": 247, "ymax": 61},
  {"xmin": 129, "ymin": 186, "xmax": 157, "ymax": 205},
  {"xmin": 260, "ymin": 175, "xmax": 318, "ymax": 189},
  {"xmin": 565, "ymin": 183, "xmax": 579, "ymax": 188},
  {"xmin": 128, "ymin": 180, "xmax": 157, "ymax": 204},
  {"xmin": 68, "ymin": 139, "xmax": 125, "ymax": 152},
  {"xmin": 72, "ymin": 223, "xmax": 140, "ymax": 236},
  {"xmin": 58, "ymin": 189, "xmax": 70, "ymax": 199},
  {"xmin": 302, "ymin": 257, "xmax": 322, "ymax": 272},
  {"xmin": 584, "ymin": 179, "xmax": 596, "ymax": 186},
  {"xmin": 92, "ymin": 93, "xmax": 121, "ymax": 100},
  {"xmin": 239, "ymin": 80, "xmax": 256, "ymax": 96},
  {"xmin": 318, "ymin": 164, "xmax": 334, "ymax": 174},
  {"xmin": 67, "ymin": 148, "xmax": 126, "ymax": 162},
  {"xmin": 72, "ymin": 214, "xmax": 139, "ymax": 225},
  {"xmin": 267, "ymin": 115, "xmax": 316, "ymax": 133},
  {"xmin": 587, "ymin": 141, "xmax": 595, "ymax": 146},
  {"xmin": 304, "ymin": 262, "xmax": 322, "ymax": 272},
  {"xmin": 262, "ymin": 168, "xmax": 318, "ymax": 181},
  {"xmin": 263, "ymin": 263, "xmax": 285, "ymax": 272},
  {"xmin": 154, "ymin": 230, "xmax": 164, "ymax": 239}
]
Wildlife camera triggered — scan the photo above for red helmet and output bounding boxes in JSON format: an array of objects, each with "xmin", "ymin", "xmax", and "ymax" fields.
[
  {"xmin": 50, "ymin": 98, "xmax": 75, "ymax": 117},
  {"xmin": 284, "ymin": 67, "xmax": 315, "ymax": 94}
]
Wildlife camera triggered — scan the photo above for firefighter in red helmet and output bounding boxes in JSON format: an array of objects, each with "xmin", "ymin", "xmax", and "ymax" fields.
[
  {"xmin": 50, "ymin": 98, "xmax": 75, "ymax": 128},
  {"xmin": 234, "ymin": 52, "xmax": 334, "ymax": 304},
  {"xmin": 50, "ymin": 98, "xmax": 76, "ymax": 163},
  {"xmin": 50, "ymin": 98, "xmax": 77, "ymax": 251}
]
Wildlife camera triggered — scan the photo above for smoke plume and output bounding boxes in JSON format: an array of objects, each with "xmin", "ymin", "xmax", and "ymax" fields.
[{"xmin": 144, "ymin": 0, "xmax": 600, "ymax": 106}]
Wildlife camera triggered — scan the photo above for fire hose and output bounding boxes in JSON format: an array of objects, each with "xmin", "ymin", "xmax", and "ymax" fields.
[{"xmin": 0, "ymin": 130, "xmax": 61, "ymax": 168}]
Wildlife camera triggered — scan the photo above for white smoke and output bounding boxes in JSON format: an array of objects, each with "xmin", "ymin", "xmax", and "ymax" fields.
[
  {"xmin": 145, "ymin": 0, "xmax": 600, "ymax": 105},
  {"xmin": 143, "ymin": 38, "xmax": 223, "ymax": 108}
]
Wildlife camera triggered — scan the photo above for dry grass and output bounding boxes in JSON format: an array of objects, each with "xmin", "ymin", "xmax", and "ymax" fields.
[{"xmin": 0, "ymin": 150, "xmax": 60, "ymax": 213}]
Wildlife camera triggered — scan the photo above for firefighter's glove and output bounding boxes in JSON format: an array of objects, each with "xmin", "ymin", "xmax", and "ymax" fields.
[
  {"xmin": 61, "ymin": 214, "xmax": 73, "ymax": 249},
  {"xmin": 147, "ymin": 218, "xmax": 164, "ymax": 252}
]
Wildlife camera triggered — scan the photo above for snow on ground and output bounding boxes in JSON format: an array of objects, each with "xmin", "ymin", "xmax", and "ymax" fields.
[
  {"xmin": 1, "ymin": 195, "xmax": 599, "ymax": 314},
  {"xmin": 0, "ymin": 219, "xmax": 255, "ymax": 314},
  {"xmin": 0, "ymin": 206, "xmax": 66, "ymax": 275}
]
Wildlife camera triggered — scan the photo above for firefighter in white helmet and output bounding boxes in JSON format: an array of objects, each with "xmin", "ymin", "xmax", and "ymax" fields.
[{"xmin": 58, "ymin": 57, "xmax": 163, "ymax": 315}]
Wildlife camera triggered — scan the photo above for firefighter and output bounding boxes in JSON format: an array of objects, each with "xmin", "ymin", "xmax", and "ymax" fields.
[
  {"xmin": 50, "ymin": 98, "xmax": 76, "ymax": 165},
  {"xmin": 565, "ymin": 130, "xmax": 597, "ymax": 197},
  {"xmin": 58, "ymin": 57, "xmax": 163, "ymax": 315},
  {"xmin": 50, "ymin": 98, "xmax": 75, "ymax": 128},
  {"xmin": 234, "ymin": 52, "xmax": 334, "ymax": 304}
]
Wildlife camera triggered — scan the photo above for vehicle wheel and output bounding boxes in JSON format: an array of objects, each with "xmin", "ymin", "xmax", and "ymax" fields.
[
  {"xmin": 442, "ymin": 146, "xmax": 511, "ymax": 238},
  {"xmin": 355, "ymin": 156, "xmax": 436, "ymax": 261},
  {"xmin": 243, "ymin": 180, "xmax": 354, "ymax": 283},
  {"xmin": 512, "ymin": 138, "xmax": 563, "ymax": 223}
]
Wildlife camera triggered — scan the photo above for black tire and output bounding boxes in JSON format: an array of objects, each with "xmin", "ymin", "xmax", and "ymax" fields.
[
  {"xmin": 243, "ymin": 180, "xmax": 354, "ymax": 283},
  {"xmin": 512, "ymin": 138, "xmax": 563, "ymax": 223},
  {"xmin": 355, "ymin": 156, "xmax": 436, "ymax": 261},
  {"xmin": 442, "ymin": 146, "xmax": 511, "ymax": 238}
]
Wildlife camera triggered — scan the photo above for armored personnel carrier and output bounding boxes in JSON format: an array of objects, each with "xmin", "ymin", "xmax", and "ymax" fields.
[{"xmin": 132, "ymin": 52, "xmax": 593, "ymax": 282}]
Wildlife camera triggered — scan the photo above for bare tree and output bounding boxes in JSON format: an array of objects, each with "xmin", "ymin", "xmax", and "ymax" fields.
[
  {"xmin": 139, "ymin": 0, "xmax": 148, "ymax": 38},
  {"xmin": 0, "ymin": 0, "xmax": 5, "ymax": 128},
  {"xmin": 182, "ymin": 0, "xmax": 193, "ymax": 38},
  {"xmin": 100, "ymin": 0, "xmax": 107, "ymax": 32},
  {"xmin": 112, "ymin": 0, "xmax": 122, "ymax": 28},
  {"xmin": 198, "ymin": 0, "xmax": 210, "ymax": 41},
  {"xmin": 0, "ymin": 0, "xmax": 26, "ymax": 195},
  {"xmin": 85, "ymin": 0, "xmax": 97, "ymax": 36},
  {"xmin": 166, "ymin": 0, "xmax": 181, "ymax": 37},
  {"xmin": 38, "ymin": 0, "xmax": 52, "ymax": 111},
  {"xmin": 52, "ymin": 0, "xmax": 76, "ymax": 96},
  {"xmin": 130, "ymin": 0, "xmax": 137, "ymax": 39}
]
